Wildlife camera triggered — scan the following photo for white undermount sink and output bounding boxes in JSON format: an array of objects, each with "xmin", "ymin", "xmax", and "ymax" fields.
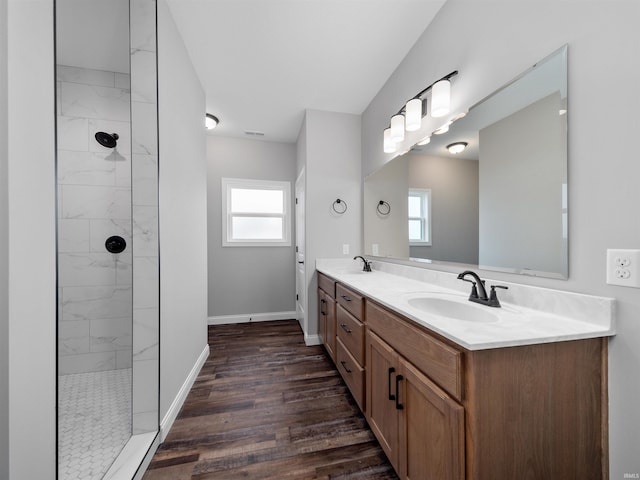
[{"xmin": 406, "ymin": 295, "xmax": 499, "ymax": 323}]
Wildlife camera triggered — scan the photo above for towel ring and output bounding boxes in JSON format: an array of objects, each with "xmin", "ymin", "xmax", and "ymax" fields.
[
  {"xmin": 332, "ymin": 198, "xmax": 348, "ymax": 214},
  {"xmin": 377, "ymin": 200, "xmax": 391, "ymax": 216}
]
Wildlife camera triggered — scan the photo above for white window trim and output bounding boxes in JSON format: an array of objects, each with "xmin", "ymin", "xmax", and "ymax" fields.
[
  {"xmin": 409, "ymin": 188, "xmax": 432, "ymax": 246},
  {"xmin": 221, "ymin": 177, "xmax": 292, "ymax": 247}
]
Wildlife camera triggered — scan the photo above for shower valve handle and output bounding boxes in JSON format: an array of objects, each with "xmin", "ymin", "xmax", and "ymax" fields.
[{"xmin": 105, "ymin": 235, "xmax": 126, "ymax": 254}]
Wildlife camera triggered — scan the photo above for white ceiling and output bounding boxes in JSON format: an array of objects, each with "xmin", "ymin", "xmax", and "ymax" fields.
[
  {"xmin": 55, "ymin": 0, "xmax": 447, "ymax": 143},
  {"xmin": 166, "ymin": 0, "xmax": 447, "ymax": 142}
]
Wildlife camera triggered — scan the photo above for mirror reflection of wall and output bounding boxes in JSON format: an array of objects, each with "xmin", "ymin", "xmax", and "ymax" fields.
[
  {"xmin": 364, "ymin": 45, "xmax": 568, "ymax": 279},
  {"xmin": 408, "ymin": 153, "xmax": 479, "ymax": 264},
  {"xmin": 479, "ymin": 91, "xmax": 567, "ymax": 274}
]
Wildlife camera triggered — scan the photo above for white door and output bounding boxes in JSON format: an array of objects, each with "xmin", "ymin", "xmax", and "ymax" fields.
[{"xmin": 295, "ymin": 169, "xmax": 306, "ymax": 329}]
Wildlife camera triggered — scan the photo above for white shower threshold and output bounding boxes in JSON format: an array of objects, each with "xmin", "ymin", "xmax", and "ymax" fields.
[{"xmin": 104, "ymin": 431, "xmax": 160, "ymax": 480}]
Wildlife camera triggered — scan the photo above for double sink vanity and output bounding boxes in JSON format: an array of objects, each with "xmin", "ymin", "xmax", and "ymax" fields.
[{"xmin": 316, "ymin": 258, "xmax": 615, "ymax": 479}]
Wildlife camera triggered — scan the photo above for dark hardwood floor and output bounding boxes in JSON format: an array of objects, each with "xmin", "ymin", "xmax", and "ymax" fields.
[{"xmin": 143, "ymin": 320, "xmax": 397, "ymax": 479}]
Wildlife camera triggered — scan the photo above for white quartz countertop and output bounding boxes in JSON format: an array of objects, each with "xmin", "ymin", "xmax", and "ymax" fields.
[{"xmin": 316, "ymin": 258, "xmax": 615, "ymax": 351}]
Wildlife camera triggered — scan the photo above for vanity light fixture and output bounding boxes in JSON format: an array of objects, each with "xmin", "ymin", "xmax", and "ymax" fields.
[
  {"xmin": 405, "ymin": 98, "xmax": 423, "ymax": 131},
  {"xmin": 433, "ymin": 122, "xmax": 451, "ymax": 135},
  {"xmin": 383, "ymin": 128, "xmax": 396, "ymax": 153},
  {"xmin": 447, "ymin": 142, "xmax": 468, "ymax": 154},
  {"xmin": 382, "ymin": 70, "xmax": 458, "ymax": 153},
  {"xmin": 417, "ymin": 135, "xmax": 431, "ymax": 146},
  {"xmin": 431, "ymin": 79, "xmax": 451, "ymax": 117},
  {"xmin": 390, "ymin": 114, "xmax": 405, "ymax": 143},
  {"xmin": 205, "ymin": 113, "xmax": 219, "ymax": 130}
]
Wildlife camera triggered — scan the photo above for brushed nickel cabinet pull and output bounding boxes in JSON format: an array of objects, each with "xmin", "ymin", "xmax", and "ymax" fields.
[{"xmin": 340, "ymin": 323, "xmax": 352, "ymax": 334}]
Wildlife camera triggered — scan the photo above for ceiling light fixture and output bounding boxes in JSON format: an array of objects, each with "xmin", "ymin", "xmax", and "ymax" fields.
[
  {"xmin": 205, "ymin": 113, "xmax": 219, "ymax": 130},
  {"xmin": 446, "ymin": 142, "xmax": 468, "ymax": 154},
  {"xmin": 382, "ymin": 70, "xmax": 458, "ymax": 153}
]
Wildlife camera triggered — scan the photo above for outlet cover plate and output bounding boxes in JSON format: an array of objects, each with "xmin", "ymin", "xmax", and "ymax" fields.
[{"xmin": 606, "ymin": 249, "xmax": 640, "ymax": 288}]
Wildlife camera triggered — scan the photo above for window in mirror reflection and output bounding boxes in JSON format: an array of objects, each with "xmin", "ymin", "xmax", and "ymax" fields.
[{"xmin": 408, "ymin": 189, "xmax": 431, "ymax": 245}]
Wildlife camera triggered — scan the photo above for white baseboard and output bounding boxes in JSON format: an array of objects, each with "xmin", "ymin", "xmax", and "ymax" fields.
[
  {"xmin": 159, "ymin": 343, "xmax": 209, "ymax": 441},
  {"xmin": 208, "ymin": 310, "xmax": 297, "ymax": 325},
  {"xmin": 304, "ymin": 333, "xmax": 322, "ymax": 346}
]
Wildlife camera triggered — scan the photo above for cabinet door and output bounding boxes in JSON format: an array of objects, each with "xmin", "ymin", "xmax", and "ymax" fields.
[
  {"xmin": 398, "ymin": 359, "xmax": 465, "ymax": 480},
  {"xmin": 325, "ymin": 295, "xmax": 336, "ymax": 361},
  {"xmin": 366, "ymin": 330, "xmax": 400, "ymax": 472},
  {"xmin": 318, "ymin": 289, "xmax": 327, "ymax": 346}
]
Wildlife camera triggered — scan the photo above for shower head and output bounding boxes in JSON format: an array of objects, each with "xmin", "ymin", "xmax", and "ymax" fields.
[{"xmin": 95, "ymin": 132, "xmax": 119, "ymax": 149}]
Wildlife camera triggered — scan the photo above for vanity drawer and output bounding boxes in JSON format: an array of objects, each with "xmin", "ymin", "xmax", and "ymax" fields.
[
  {"xmin": 336, "ymin": 338, "xmax": 365, "ymax": 411},
  {"xmin": 318, "ymin": 272, "xmax": 336, "ymax": 298},
  {"xmin": 336, "ymin": 283, "xmax": 364, "ymax": 320},
  {"xmin": 366, "ymin": 300, "xmax": 463, "ymax": 401},
  {"xmin": 336, "ymin": 305, "xmax": 365, "ymax": 365}
]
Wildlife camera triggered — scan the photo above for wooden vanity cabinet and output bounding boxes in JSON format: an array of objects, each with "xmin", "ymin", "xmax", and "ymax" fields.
[
  {"xmin": 365, "ymin": 299, "xmax": 607, "ymax": 480},
  {"xmin": 367, "ymin": 308, "xmax": 464, "ymax": 480},
  {"xmin": 335, "ymin": 283, "xmax": 366, "ymax": 410},
  {"xmin": 317, "ymin": 273, "xmax": 336, "ymax": 362}
]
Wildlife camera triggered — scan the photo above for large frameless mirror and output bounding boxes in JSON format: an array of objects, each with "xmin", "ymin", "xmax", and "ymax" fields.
[{"xmin": 364, "ymin": 45, "xmax": 568, "ymax": 279}]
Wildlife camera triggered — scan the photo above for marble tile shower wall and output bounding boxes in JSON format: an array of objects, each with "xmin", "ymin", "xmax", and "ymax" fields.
[
  {"xmin": 130, "ymin": 0, "xmax": 160, "ymax": 434},
  {"xmin": 57, "ymin": 65, "xmax": 133, "ymax": 375}
]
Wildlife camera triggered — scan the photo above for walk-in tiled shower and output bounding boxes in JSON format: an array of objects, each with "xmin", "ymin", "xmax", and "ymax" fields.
[{"xmin": 55, "ymin": 1, "xmax": 159, "ymax": 477}]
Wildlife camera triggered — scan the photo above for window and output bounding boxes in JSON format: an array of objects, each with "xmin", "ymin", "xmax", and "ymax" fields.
[
  {"xmin": 222, "ymin": 178, "xmax": 291, "ymax": 246},
  {"xmin": 408, "ymin": 189, "xmax": 431, "ymax": 246}
]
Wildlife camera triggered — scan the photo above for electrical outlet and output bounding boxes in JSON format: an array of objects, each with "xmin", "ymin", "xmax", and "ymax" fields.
[
  {"xmin": 372, "ymin": 244, "xmax": 379, "ymax": 256},
  {"xmin": 607, "ymin": 249, "xmax": 640, "ymax": 288},
  {"xmin": 342, "ymin": 244, "xmax": 349, "ymax": 255}
]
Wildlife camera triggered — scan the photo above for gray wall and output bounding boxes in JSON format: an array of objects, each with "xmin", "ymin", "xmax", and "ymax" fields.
[
  {"xmin": 300, "ymin": 110, "xmax": 361, "ymax": 341},
  {"xmin": 7, "ymin": 0, "xmax": 57, "ymax": 476},
  {"xmin": 409, "ymin": 154, "xmax": 479, "ymax": 264},
  {"xmin": 0, "ymin": 0, "xmax": 8, "ymax": 475},
  {"xmin": 207, "ymin": 136, "xmax": 297, "ymax": 318},
  {"xmin": 362, "ymin": 0, "xmax": 640, "ymax": 475},
  {"xmin": 158, "ymin": 0, "xmax": 209, "ymax": 422},
  {"xmin": 479, "ymin": 93, "xmax": 565, "ymax": 273},
  {"xmin": 363, "ymin": 154, "xmax": 410, "ymax": 258}
]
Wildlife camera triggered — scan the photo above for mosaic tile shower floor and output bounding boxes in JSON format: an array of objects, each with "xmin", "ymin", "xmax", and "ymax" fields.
[{"xmin": 58, "ymin": 369, "xmax": 132, "ymax": 480}]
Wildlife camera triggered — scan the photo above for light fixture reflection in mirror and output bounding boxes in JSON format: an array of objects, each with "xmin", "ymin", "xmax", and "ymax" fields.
[
  {"xmin": 364, "ymin": 45, "xmax": 568, "ymax": 279},
  {"xmin": 447, "ymin": 142, "xmax": 468, "ymax": 154}
]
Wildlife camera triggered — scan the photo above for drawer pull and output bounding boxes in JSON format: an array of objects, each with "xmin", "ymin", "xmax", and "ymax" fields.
[
  {"xmin": 395, "ymin": 375, "xmax": 404, "ymax": 410},
  {"xmin": 340, "ymin": 295, "xmax": 352, "ymax": 302},
  {"xmin": 340, "ymin": 360, "xmax": 352, "ymax": 373},
  {"xmin": 320, "ymin": 298, "xmax": 326, "ymax": 316},
  {"xmin": 388, "ymin": 367, "xmax": 396, "ymax": 401},
  {"xmin": 339, "ymin": 323, "xmax": 352, "ymax": 334}
]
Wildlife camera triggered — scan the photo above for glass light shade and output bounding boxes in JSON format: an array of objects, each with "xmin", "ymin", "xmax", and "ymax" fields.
[
  {"xmin": 447, "ymin": 142, "xmax": 467, "ymax": 154},
  {"xmin": 383, "ymin": 128, "xmax": 396, "ymax": 153},
  {"xmin": 433, "ymin": 122, "xmax": 450, "ymax": 135},
  {"xmin": 390, "ymin": 114, "xmax": 405, "ymax": 143},
  {"xmin": 405, "ymin": 99, "xmax": 422, "ymax": 131},
  {"xmin": 431, "ymin": 79, "xmax": 451, "ymax": 118},
  {"xmin": 205, "ymin": 114, "xmax": 218, "ymax": 130},
  {"xmin": 417, "ymin": 135, "xmax": 431, "ymax": 146}
]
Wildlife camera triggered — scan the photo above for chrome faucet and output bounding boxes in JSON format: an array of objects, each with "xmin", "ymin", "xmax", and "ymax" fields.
[
  {"xmin": 353, "ymin": 255, "xmax": 372, "ymax": 272},
  {"xmin": 457, "ymin": 270, "xmax": 508, "ymax": 307}
]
